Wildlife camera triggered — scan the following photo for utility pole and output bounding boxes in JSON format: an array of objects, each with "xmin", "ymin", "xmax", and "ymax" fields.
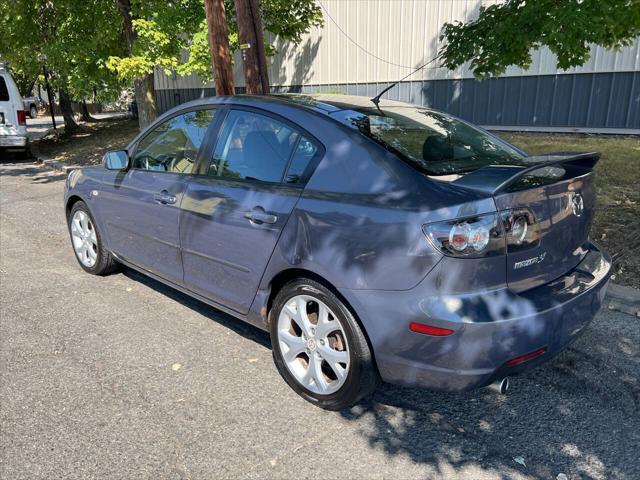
[
  {"xmin": 204, "ymin": 0, "xmax": 235, "ymax": 96},
  {"xmin": 235, "ymin": 0, "xmax": 269, "ymax": 94}
]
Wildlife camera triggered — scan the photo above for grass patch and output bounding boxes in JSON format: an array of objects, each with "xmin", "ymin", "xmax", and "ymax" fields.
[
  {"xmin": 499, "ymin": 132, "xmax": 640, "ymax": 289},
  {"xmin": 36, "ymin": 118, "xmax": 139, "ymax": 166}
]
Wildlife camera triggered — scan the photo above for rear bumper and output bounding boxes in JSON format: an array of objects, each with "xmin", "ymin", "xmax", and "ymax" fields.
[
  {"xmin": 340, "ymin": 242, "xmax": 611, "ymax": 391},
  {"xmin": 0, "ymin": 135, "xmax": 28, "ymax": 148}
]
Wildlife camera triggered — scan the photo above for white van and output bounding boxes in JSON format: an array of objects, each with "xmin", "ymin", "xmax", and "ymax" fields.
[{"xmin": 0, "ymin": 63, "xmax": 29, "ymax": 157}]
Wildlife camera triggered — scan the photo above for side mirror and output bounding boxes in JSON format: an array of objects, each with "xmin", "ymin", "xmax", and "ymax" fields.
[{"xmin": 103, "ymin": 150, "xmax": 130, "ymax": 170}]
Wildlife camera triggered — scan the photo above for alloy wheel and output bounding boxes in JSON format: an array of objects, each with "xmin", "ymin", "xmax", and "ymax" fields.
[
  {"xmin": 277, "ymin": 294, "xmax": 350, "ymax": 395},
  {"xmin": 70, "ymin": 210, "xmax": 98, "ymax": 268}
]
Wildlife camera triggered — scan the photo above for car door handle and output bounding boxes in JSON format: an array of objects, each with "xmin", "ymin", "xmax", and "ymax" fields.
[
  {"xmin": 153, "ymin": 191, "xmax": 177, "ymax": 205},
  {"xmin": 244, "ymin": 207, "xmax": 278, "ymax": 225}
]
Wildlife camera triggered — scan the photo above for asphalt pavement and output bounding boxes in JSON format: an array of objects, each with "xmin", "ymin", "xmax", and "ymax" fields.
[{"xmin": 1, "ymin": 160, "xmax": 639, "ymax": 480}]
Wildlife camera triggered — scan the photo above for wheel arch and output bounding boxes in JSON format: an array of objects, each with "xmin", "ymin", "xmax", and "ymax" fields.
[
  {"xmin": 65, "ymin": 195, "xmax": 85, "ymax": 219},
  {"xmin": 264, "ymin": 267, "xmax": 378, "ymax": 369}
]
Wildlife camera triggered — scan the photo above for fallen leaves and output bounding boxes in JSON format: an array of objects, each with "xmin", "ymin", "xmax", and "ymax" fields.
[{"xmin": 513, "ymin": 456, "xmax": 526, "ymax": 468}]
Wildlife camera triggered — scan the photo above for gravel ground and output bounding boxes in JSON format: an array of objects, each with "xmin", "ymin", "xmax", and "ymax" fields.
[{"xmin": 1, "ymin": 160, "xmax": 639, "ymax": 480}]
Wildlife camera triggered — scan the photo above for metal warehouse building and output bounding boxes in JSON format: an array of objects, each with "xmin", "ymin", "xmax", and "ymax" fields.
[{"xmin": 155, "ymin": 0, "xmax": 640, "ymax": 134}]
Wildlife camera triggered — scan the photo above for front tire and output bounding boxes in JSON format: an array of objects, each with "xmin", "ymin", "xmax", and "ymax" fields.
[
  {"xmin": 68, "ymin": 201, "xmax": 118, "ymax": 275},
  {"xmin": 270, "ymin": 278, "xmax": 379, "ymax": 410}
]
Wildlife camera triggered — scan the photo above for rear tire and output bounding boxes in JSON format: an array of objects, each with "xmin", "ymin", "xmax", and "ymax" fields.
[
  {"xmin": 68, "ymin": 201, "xmax": 118, "ymax": 275},
  {"xmin": 29, "ymin": 105, "xmax": 37, "ymax": 118},
  {"xmin": 270, "ymin": 278, "xmax": 379, "ymax": 410}
]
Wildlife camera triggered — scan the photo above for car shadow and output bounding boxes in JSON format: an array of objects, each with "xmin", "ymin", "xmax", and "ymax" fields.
[{"xmin": 121, "ymin": 267, "xmax": 271, "ymax": 349}]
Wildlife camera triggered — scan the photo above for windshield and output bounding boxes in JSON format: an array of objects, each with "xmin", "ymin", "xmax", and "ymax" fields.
[{"xmin": 331, "ymin": 106, "xmax": 526, "ymax": 176}]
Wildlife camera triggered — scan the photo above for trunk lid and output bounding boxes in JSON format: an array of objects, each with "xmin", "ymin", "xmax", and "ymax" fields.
[{"xmin": 454, "ymin": 153, "xmax": 599, "ymax": 292}]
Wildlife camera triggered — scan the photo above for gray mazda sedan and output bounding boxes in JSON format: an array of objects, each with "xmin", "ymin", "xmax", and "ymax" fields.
[{"xmin": 64, "ymin": 94, "xmax": 611, "ymax": 409}]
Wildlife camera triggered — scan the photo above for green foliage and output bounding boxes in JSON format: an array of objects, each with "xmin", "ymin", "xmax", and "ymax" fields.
[
  {"xmin": 107, "ymin": 0, "xmax": 204, "ymax": 82},
  {"xmin": 0, "ymin": 0, "xmax": 126, "ymax": 100},
  {"xmin": 0, "ymin": 0, "xmax": 323, "ymax": 100},
  {"xmin": 440, "ymin": 0, "xmax": 640, "ymax": 78},
  {"xmin": 260, "ymin": 0, "xmax": 325, "ymax": 43},
  {"xmin": 108, "ymin": 0, "xmax": 324, "ymax": 83}
]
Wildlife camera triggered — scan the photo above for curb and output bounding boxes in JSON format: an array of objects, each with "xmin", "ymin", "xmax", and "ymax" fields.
[
  {"xmin": 35, "ymin": 156, "xmax": 81, "ymax": 173},
  {"xmin": 30, "ymin": 132, "xmax": 80, "ymax": 173}
]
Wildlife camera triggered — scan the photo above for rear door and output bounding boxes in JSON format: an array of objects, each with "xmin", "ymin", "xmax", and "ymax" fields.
[
  {"xmin": 180, "ymin": 107, "xmax": 321, "ymax": 314},
  {"xmin": 97, "ymin": 108, "xmax": 217, "ymax": 284}
]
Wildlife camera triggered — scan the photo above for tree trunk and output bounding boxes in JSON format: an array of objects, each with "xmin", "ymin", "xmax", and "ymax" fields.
[
  {"xmin": 93, "ymin": 87, "xmax": 103, "ymax": 113},
  {"xmin": 42, "ymin": 65, "xmax": 56, "ymax": 130},
  {"xmin": 116, "ymin": 0, "xmax": 158, "ymax": 130},
  {"xmin": 204, "ymin": 0, "xmax": 235, "ymax": 95},
  {"xmin": 58, "ymin": 89, "xmax": 78, "ymax": 132},
  {"xmin": 134, "ymin": 73, "xmax": 157, "ymax": 129},
  {"xmin": 80, "ymin": 101, "xmax": 96, "ymax": 122}
]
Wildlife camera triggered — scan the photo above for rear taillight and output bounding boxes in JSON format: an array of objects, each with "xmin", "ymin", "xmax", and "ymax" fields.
[
  {"xmin": 17, "ymin": 110, "xmax": 26, "ymax": 126},
  {"xmin": 423, "ymin": 212, "xmax": 505, "ymax": 258},
  {"xmin": 423, "ymin": 208, "xmax": 539, "ymax": 258}
]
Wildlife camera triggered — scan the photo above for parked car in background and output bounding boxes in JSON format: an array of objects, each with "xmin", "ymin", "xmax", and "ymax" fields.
[
  {"xmin": 0, "ymin": 63, "xmax": 29, "ymax": 158},
  {"xmin": 64, "ymin": 94, "xmax": 612, "ymax": 410},
  {"xmin": 22, "ymin": 95, "xmax": 39, "ymax": 118}
]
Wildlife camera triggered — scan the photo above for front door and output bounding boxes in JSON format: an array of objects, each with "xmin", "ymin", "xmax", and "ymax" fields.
[
  {"xmin": 180, "ymin": 108, "xmax": 321, "ymax": 314},
  {"xmin": 98, "ymin": 108, "xmax": 217, "ymax": 284}
]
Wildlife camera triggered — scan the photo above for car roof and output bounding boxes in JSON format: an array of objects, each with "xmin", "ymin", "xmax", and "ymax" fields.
[
  {"xmin": 177, "ymin": 93, "xmax": 422, "ymax": 119},
  {"xmin": 274, "ymin": 93, "xmax": 417, "ymax": 113}
]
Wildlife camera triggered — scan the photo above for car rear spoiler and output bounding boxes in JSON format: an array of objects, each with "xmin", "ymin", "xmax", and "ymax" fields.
[{"xmin": 452, "ymin": 152, "xmax": 600, "ymax": 195}]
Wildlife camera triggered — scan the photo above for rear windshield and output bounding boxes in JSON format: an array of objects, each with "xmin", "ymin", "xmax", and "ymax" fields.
[
  {"xmin": 0, "ymin": 77, "xmax": 9, "ymax": 102},
  {"xmin": 331, "ymin": 106, "xmax": 526, "ymax": 176}
]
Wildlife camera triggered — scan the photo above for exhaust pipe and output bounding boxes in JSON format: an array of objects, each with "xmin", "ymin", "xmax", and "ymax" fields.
[{"xmin": 488, "ymin": 377, "xmax": 510, "ymax": 394}]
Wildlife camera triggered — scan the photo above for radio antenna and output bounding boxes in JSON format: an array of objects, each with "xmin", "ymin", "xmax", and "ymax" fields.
[{"xmin": 370, "ymin": 55, "xmax": 441, "ymax": 111}]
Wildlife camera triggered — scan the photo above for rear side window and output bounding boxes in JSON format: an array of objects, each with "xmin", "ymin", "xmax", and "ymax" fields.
[
  {"xmin": 285, "ymin": 136, "xmax": 318, "ymax": 183},
  {"xmin": 0, "ymin": 77, "xmax": 9, "ymax": 102},
  {"xmin": 133, "ymin": 109, "xmax": 216, "ymax": 173},
  {"xmin": 209, "ymin": 110, "xmax": 299, "ymax": 183}
]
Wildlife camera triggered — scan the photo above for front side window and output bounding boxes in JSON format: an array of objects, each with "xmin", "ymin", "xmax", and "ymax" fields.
[
  {"xmin": 333, "ymin": 106, "xmax": 525, "ymax": 176},
  {"xmin": 209, "ymin": 110, "xmax": 299, "ymax": 183},
  {"xmin": 133, "ymin": 109, "xmax": 216, "ymax": 173}
]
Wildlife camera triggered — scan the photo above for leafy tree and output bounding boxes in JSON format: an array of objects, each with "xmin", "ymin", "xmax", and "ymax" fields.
[
  {"xmin": 107, "ymin": 0, "xmax": 324, "ymax": 89},
  {"xmin": 440, "ymin": 0, "xmax": 640, "ymax": 78},
  {"xmin": 1, "ymin": 0, "xmax": 322, "ymax": 131},
  {"xmin": 0, "ymin": 0, "xmax": 125, "ymax": 131}
]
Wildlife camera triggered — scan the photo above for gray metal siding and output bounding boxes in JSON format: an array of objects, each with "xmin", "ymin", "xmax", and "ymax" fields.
[
  {"xmin": 155, "ymin": 1, "xmax": 640, "ymax": 89},
  {"xmin": 156, "ymin": 71, "xmax": 640, "ymax": 131}
]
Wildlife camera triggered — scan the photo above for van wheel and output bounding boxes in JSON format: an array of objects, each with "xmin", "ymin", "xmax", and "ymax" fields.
[
  {"xmin": 68, "ymin": 201, "xmax": 118, "ymax": 275},
  {"xmin": 270, "ymin": 278, "xmax": 379, "ymax": 410}
]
